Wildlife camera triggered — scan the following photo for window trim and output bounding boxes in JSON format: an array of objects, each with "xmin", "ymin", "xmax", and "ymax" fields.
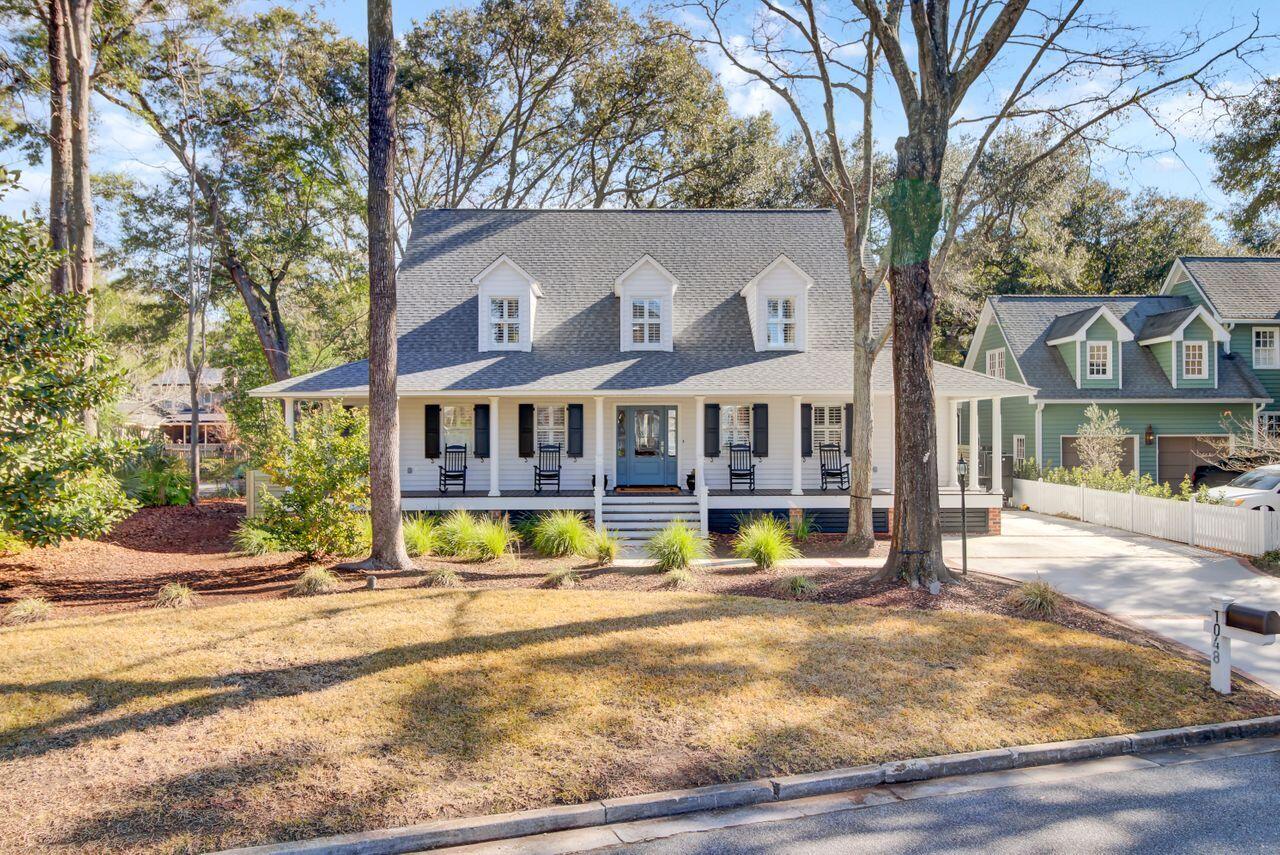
[
  {"xmin": 628, "ymin": 297, "xmax": 665, "ymax": 349},
  {"xmin": 487, "ymin": 296, "xmax": 522, "ymax": 350},
  {"xmin": 1182, "ymin": 339, "xmax": 1209, "ymax": 380},
  {"xmin": 719, "ymin": 403, "xmax": 753, "ymax": 449},
  {"xmin": 765, "ymin": 296, "xmax": 798, "ymax": 349},
  {"xmin": 534, "ymin": 404, "xmax": 568, "ymax": 449},
  {"xmin": 1085, "ymin": 340, "xmax": 1113, "ymax": 380},
  {"xmin": 1013, "ymin": 434, "xmax": 1026, "ymax": 463},
  {"xmin": 1255, "ymin": 327, "xmax": 1280, "ymax": 370},
  {"xmin": 811, "ymin": 403, "xmax": 844, "ymax": 449},
  {"xmin": 441, "ymin": 405, "xmax": 474, "ymax": 452},
  {"xmin": 985, "ymin": 349, "xmax": 1006, "ymax": 379}
]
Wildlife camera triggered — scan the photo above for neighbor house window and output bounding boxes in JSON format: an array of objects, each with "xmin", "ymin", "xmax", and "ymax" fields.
[
  {"xmin": 1183, "ymin": 341, "xmax": 1208, "ymax": 379},
  {"xmin": 1262, "ymin": 412, "xmax": 1280, "ymax": 440},
  {"xmin": 441, "ymin": 405, "xmax": 473, "ymax": 450},
  {"xmin": 490, "ymin": 297, "xmax": 520, "ymax": 346},
  {"xmin": 1086, "ymin": 341, "xmax": 1112, "ymax": 379},
  {"xmin": 766, "ymin": 297, "xmax": 796, "ymax": 347},
  {"xmin": 985, "ymin": 349, "xmax": 1006, "ymax": 379},
  {"xmin": 630, "ymin": 299, "xmax": 662, "ymax": 346},
  {"xmin": 1255, "ymin": 328, "xmax": 1279, "ymax": 369},
  {"xmin": 720, "ymin": 404, "xmax": 752, "ymax": 448},
  {"xmin": 812, "ymin": 405, "xmax": 844, "ymax": 448},
  {"xmin": 1013, "ymin": 434, "xmax": 1026, "ymax": 463},
  {"xmin": 535, "ymin": 404, "xmax": 567, "ymax": 448}
]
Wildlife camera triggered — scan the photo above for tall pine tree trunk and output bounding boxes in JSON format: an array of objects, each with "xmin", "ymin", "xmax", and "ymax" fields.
[
  {"xmin": 47, "ymin": 0, "xmax": 69, "ymax": 294},
  {"xmin": 65, "ymin": 0, "xmax": 96, "ymax": 433},
  {"xmin": 362, "ymin": 0, "xmax": 411, "ymax": 571},
  {"xmin": 843, "ymin": 236, "xmax": 875, "ymax": 550}
]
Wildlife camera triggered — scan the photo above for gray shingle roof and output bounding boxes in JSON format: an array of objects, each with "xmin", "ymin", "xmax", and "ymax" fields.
[
  {"xmin": 1136, "ymin": 307, "xmax": 1196, "ymax": 342},
  {"xmin": 1181, "ymin": 256, "xmax": 1280, "ymax": 320},
  {"xmin": 989, "ymin": 295, "xmax": 1268, "ymax": 401},
  {"xmin": 1044, "ymin": 307, "xmax": 1100, "ymax": 342},
  {"xmin": 254, "ymin": 209, "xmax": 1033, "ymax": 400}
]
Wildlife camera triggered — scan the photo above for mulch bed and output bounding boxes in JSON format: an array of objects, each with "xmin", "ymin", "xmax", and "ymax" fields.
[{"xmin": 0, "ymin": 501, "xmax": 1182, "ymax": 655}]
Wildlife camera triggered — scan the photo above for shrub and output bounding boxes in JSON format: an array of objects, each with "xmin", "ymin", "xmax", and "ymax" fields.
[
  {"xmin": 402, "ymin": 514, "xmax": 439, "ymax": 558},
  {"xmin": 661, "ymin": 567, "xmax": 697, "ymax": 589},
  {"xmin": 1, "ymin": 597, "xmax": 52, "ymax": 626},
  {"xmin": 1005, "ymin": 579, "xmax": 1062, "ymax": 619},
  {"xmin": 645, "ymin": 519, "xmax": 710, "ymax": 571},
  {"xmin": 590, "ymin": 528, "xmax": 620, "ymax": 566},
  {"xmin": 291, "ymin": 566, "xmax": 342, "ymax": 597},
  {"xmin": 117, "ymin": 440, "xmax": 192, "ymax": 507},
  {"xmin": 789, "ymin": 512, "xmax": 818, "ymax": 543},
  {"xmin": 1259, "ymin": 549, "xmax": 1280, "ymax": 566},
  {"xmin": 530, "ymin": 510, "xmax": 593, "ymax": 557},
  {"xmin": 233, "ymin": 519, "xmax": 282, "ymax": 556},
  {"xmin": 732, "ymin": 515, "xmax": 800, "ymax": 570},
  {"xmin": 469, "ymin": 517, "xmax": 516, "ymax": 561},
  {"xmin": 0, "ymin": 527, "xmax": 26, "ymax": 557},
  {"xmin": 420, "ymin": 567, "xmax": 462, "ymax": 588},
  {"xmin": 543, "ymin": 568, "xmax": 581, "ymax": 589},
  {"xmin": 251, "ymin": 404, "xmax": 371, "ymax": 558},
  {"xmin": 1039, "ymin": 466, "xmax": 1223, "ymax": 504},
  {"xmin": 153, "ymin": 582, "xmax": 197, "ymax": 609},
  {"xmin": 436, "ymin": 510, "xmax": 481, "ymax": 557},
  {"xmin": 774, "ymin": 575, "xmax": 818, "ymax": 600}
]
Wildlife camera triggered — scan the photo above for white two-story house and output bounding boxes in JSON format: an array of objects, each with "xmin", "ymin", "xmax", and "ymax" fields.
[{"xmin": 251, "ymin": 209, "xmax": 1031, "ymax": 537}]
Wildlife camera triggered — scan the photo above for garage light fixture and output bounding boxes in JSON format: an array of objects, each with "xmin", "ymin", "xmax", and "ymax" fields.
[{"xmin": 1144, "ymin": 424, "xmax": 1155, "ymax": 446}]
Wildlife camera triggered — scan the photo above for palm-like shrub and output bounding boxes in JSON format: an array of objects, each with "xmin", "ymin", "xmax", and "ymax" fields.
[
  {"xmin": 117, "ymin": 440, "xmax": 192, "ymax": 507},
  {"xmin": 645, "ymin": 519, "xmax": 709, "ymax": 571},
  {"xmin": 530, "ymin": 510, "xmax": 593, "ymax": 557},
  {"xmin": 732, "ymin": 515, "xmax": 800, "ymax": 570},
  {"xmin": 402, "ymin": 514, "xmax": 438, "ymax": 557},
  {"xmin": 153, "ymin": 582, "xmax": 197, "ymax": 609},
  {"xmin": 591, "ymin": 528, "xmax": 620, "ymax": 566}
]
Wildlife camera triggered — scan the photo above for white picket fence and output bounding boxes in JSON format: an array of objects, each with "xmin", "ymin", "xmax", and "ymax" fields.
[{"xmin": 1012, "ymin": 478, "xmax": 1280, "ymax": 556}]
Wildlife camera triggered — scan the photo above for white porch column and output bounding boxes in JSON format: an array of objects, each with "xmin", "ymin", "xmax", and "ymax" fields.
[
  {"xmin": 488, "ymin": 396, "xmax": 501, "ymax": 497},
  {"xmin": 695, "ymin": 396, "xmax": 708, "ymax": 536},
  {"xmin": 791, "ymin": 395, "xmax": 803, "ymax": 495},
  {"xmin": 593, "ymin": 396, "xmax": 605, "ymax": 532},
  {"xmin": 283, "ymin": 397, "xmax": 295, "ymax": 438},
  {"xmin": 967, "ymin": 399, "xmax": 980, "ymax": 490},
  {"xmin": 1034, "ymin": 402, "xmax": 1044, "ymax": 467},
  {"xmin": 945, "ymin": 398, "xmax": 958, "ymax": 487},
  {"xmin": 991, "ymin": 397, "xmax": 1003, "ymax": 497}
]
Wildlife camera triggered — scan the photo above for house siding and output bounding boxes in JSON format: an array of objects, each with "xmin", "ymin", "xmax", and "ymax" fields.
[
  {"xmin": 1150, "ymin": 340, "xmax": 1175, "ymax": 384},
  {"xmin": 1175, "ymin": 316, "xmax": 1217, "ymax": 388},
  {"xmin": 1056, "ymin": 341, "xmax": 1078, "ymax": 385},
  {"xmin": 1231, "ymin": 323, "xmax": 1280, "ymax": 411},
  {"xmin": 1079, "ymin": 317, "xmax": 1120, "ymax": 390},
  {"xmin": 975, "ymin": 320, "xmax": 1025, "ymax": 383}
]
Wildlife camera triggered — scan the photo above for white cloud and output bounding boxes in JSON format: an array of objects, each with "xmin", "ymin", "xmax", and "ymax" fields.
[{"xmin": 707, "ymin": 37, "xmax": 786, "ymax": 117}]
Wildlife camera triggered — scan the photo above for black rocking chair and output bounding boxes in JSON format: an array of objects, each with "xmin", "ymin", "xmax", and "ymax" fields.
[
  {"xmin": 438, "ymin": 444, "xmax": 468, "ymax": 493},
  {"xmin": 819, "ymin": 442, "xmax": 850, "ymax": 491},
  {"xmin": 533, "ymin": 443, "xmax": 562, "ymax": 494},
  {"xmin": 727, "ymin": 443, "xmax": 756, "ymax": 492}
]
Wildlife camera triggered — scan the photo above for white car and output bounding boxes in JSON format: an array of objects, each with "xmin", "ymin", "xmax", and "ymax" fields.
[{"xmin": 1210, "ymin": 466, "xmax": 1280, "ymax": 511}]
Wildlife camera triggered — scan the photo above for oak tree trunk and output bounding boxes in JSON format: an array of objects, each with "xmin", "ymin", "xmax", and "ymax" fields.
[
  {"xmin": 47, "ymin": 0, "xmax": 69, "ymax": 294},
  {"xmin": 361, "ymin": 0, "xmax": 412, "ymax": 571},
  {"xmin": 844, "ymin": 243, "xmax": 875, "ymax": 550}
]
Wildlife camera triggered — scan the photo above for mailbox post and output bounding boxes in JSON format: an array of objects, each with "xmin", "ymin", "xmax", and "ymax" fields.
[{"xmin": 1204, "ymin": 596, "xmax": 1279, "ymax": 695}]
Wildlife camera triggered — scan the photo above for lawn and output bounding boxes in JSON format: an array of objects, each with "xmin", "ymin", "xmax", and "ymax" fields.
[{"xmin": 1, "ymin": 588, "xmax": 1275, "ymax": 854}]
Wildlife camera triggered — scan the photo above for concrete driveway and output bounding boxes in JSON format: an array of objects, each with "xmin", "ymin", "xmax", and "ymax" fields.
[{"xmin": 942, "ymin": 511, "xmax": 1280, "ymax": 692}]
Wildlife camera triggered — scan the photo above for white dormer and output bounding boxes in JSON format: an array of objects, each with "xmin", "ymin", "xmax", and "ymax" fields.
[
  {"xmin": 473, "ymin": 255, "xmax": 542, "ymax": 352},
  {"xmin": 615, "ymin": 255, "xmax": 678, "ymax": 352},
  {"xmin": 740, "ymin": 255, "xmax": 813, "ymax": 352}
]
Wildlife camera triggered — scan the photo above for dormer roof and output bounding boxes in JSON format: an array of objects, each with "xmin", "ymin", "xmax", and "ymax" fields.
[
  {"xmin": 1137, "ymin": 304, "xmax": 1229, "ymax": 345},
  {"xmin": 613, "ymin": 254, "xmax": 679, "ymax": 296},
  {"xmin": 1044, "ymin": 305, "xmax": 1134, "ymax": 346}
]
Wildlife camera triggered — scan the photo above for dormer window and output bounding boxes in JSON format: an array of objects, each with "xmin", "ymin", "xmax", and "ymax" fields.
[
  {"xmin": 741, "ymin": 255, "xmax": 813, "ymax": 352},
  {"xmin": 472, "ymin": 255, "xmax": 541, "ymax": 353},
  {"xmin": 631, "ymin": 298, "xmax": 663, "ymax": 346},
  {"xmin": 615, "ymin": 255, "xmax": 678, "ymax": 352},
  {"xmin": 1183, "ymin": 341, "xmax": 1208, "ymax": 379},
  {"xmin": 489, "ymin": 297, "xmax": 521, "ymax": 347},
  {"xmin": 1086, "ymin": 341, "xmax": 1112, "ymax": 379},
  {"xmin": 766, "ymin": 298, "xmax": 796, "ymax": 347}
]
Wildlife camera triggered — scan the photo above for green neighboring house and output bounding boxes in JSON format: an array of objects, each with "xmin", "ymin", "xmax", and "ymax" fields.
[{"xmin": 963, "ymin": 256, "xmax": 1280, "ymax": 488}]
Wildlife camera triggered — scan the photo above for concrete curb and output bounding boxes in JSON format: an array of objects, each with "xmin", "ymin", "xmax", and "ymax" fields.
[{"xmin": 217, "ymin": 715, "xmax": 1280, "ymax": 855}]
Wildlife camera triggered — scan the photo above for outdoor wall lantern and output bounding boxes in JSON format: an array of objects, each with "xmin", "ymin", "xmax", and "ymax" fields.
[{"xmin": 1144, "ymin": 424, "xmax": 1155, "ymax": 446}]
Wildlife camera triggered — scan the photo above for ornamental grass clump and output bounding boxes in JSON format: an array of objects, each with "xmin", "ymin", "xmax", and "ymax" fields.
[
  {"xmin": 590, "ymin": 528, "xmax": 620, "ymax": 566},
  {"xmin": 789, "ymin": 512, "xmax": 818, "ymax": 543},
  {"xmin": 420, "ymin": 567, "xmax": 462, "ymax": 588},
  {"xmin": 402, "ymin": 514, "xmax": 439, "ymax": 558},
  {"xmin": 291, "ymin": 566, "xmax": 342, "ymax": 597},
  {"xmin": 1, "ymin": 597, "xmax": 52, "ymax": 626},
  {"xmin": 662, "ymin": 567, "xmax": 697, "ymax": 590},
  {"xmin": 153, "ymin": 582, "xmax": 197, "ymax": 609},
  {"xmin": 732, "ymin": 514, "xmax": 800, "ymax": 570},
  {"xmin": 469, "ymin": 517, "xmax": 517, "ymax": 561},
  {"xmin": 645, "ymin": 519, "xmax": 709, "ymax": 571},
  {"xmin": 233, "ymin": 519, "xmax": 281, "ymax": 556},
  {"xmin": 542, "ymin": 568, "xmax": 581, "ymax": 589},
  {"xmin": 1005, "ymin": 579, "xmax": 1062, "ymax": 619},
  {"xmin": 774, "ymin": 575, "xmax": 818, "ymax": 601},
  {"xmin": 436, "ymin": 510, "xmax": 481, "ymax": 557},
  {"xmin": 530, "ymin": 510, "xmax": 593, "ymax": 557}
]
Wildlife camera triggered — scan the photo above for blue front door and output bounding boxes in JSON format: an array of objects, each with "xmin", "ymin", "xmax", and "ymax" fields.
[{"xmin": 616, "ymin": 406, "xmax": 678, "ymax": 486}]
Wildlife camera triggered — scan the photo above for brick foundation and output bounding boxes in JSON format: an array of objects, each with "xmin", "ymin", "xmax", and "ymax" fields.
[{"xmin": 987, "ymin": 507, "xmax": 1002, "ymax": 535}]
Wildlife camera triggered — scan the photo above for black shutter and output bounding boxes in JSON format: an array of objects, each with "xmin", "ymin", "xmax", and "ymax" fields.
[
  {"xmin": 567, "ymin": 403, "xmax": 584, "ymax": 457},
  {"xmin": 473, "ymin": 403, "xmax": 490, "ymax": 459},
  {"xmin": 518, "ymin": 404, "xmax": 535, "ymax": 457},
  {"xmin": 752, "ymin": 403, "xmax": 769, "ymax": 457},
  {"xmin": 704, "ymin": 403, "xmax": 720, "ymax": 458},
  {"xmin": 801, "ymin": 403, "xmax": 813, "ymax": 457},
  {"xmin": 424, "ymin": 404, "xmax": 441, "ymax": 459},
  {"xmin": 844, "ymin": 403, "xmax": 853, "ymax": 455}
]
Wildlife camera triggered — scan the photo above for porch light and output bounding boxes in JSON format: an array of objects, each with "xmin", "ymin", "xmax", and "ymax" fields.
[
  {"xmin": 956, "ymin": 456, "xmax": 969, "ymax": 481},
  {"xmin": 1145, "ymin": 424, "xmax": 1155, "ymax": 446}
]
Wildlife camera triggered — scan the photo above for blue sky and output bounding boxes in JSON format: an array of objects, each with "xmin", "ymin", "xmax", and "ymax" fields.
[{"xmin": 3, "ymin": 0, "xmax": 1275, "ymax": 232}]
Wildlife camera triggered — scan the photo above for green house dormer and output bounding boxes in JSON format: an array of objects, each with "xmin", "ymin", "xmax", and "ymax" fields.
[
  {"xmin": 1137, "ymin": 305, "xmax": 1230, "ymax": 390},
  {"xmin": 1045, "ymin": 306, "xmax": 1133, "ymax": 390}
]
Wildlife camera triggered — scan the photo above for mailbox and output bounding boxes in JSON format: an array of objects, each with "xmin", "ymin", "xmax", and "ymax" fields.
[{"xmin": 1225, "ymin": 604, "xmax": 1280, "ymax": 636}]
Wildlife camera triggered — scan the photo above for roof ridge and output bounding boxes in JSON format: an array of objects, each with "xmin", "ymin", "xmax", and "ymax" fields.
[
  {"xmin": 413, "ymin": 207, "xmax": 838, "ymax": 215},
  {"xmin": 991, "ymin": 294, "xmax": 1173, "ymax": 300},
  {"xmin": 1181, "ymin": 255, "xmax": 1280, "ymax": 262}
]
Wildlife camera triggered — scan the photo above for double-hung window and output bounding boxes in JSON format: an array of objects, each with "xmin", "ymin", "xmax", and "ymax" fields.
[
  {"xmin": 812, "ymin": 405, "xmax": 844, "ymax": 449},
  {"xmin": 630, "ymin": 299, "xmax": 663, "ymax": 346},
  {"xmin": 1013, "ymin": 434, "xmax": 1026, "ymax": 464},
  {"xmin": 535, "ymin": 404, "xmax": 567, "ymax": 449},
  {"xmin": 490, "ymin": 298, "xmax": 520, "ymax": 347},
  {"xmin": 720, "ymin": 404, "xmax": 752, "ymax": 448},
  {"xmin": 441, "ymin": 405, "xmax": 473, "ymax": 450},
  {"xmin": 1256, "ymin": 328, "xmax": 1279, "ymax": 369},
  {"xmin": 985, "ymin": 349, "xmax": 1005, "ymax": 379},
  {"xmin": 1182, "ymin": 341, "xmax": 1208, "ymax": 379},
  {"xmin": 1086, "ymin": 341, "xmax": 1112, "ymax": 379},
  {"xmin": 766, "ymin": 298, "xmax": 796, "ymax": 347},
  {"xmin": 1262, "ymin": 412, "xmax": 1280, "ymax": 440}
]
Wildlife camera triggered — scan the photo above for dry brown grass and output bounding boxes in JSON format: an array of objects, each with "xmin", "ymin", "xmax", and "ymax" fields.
[{"xmin": 0, "ymin": 588, "xmax": 1273, "ymax": 854}]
